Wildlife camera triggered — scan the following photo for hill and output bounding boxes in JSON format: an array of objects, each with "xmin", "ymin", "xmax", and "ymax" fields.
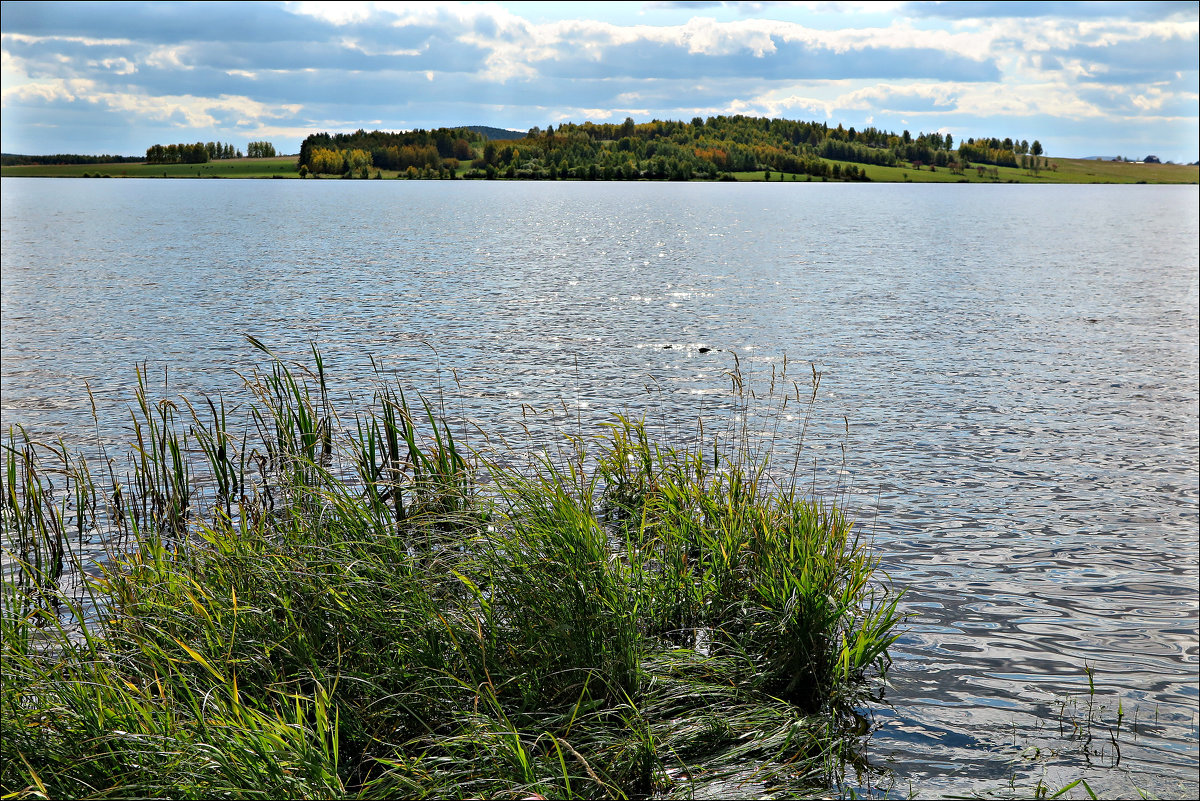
[{"xmin": 464, "ymin": 125, "xmax": 527, "ymax": 141}]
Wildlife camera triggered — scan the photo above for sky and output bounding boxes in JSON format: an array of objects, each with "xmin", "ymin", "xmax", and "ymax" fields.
[{"xmin": 2, "ymin": 1, "xmax": 1197, "ymax": 162}]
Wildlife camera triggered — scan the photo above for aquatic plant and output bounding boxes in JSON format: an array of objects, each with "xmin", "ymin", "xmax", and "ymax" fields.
[{"xmin": 1, "ymin": 342, "xmax": 901, "ymax": 799}]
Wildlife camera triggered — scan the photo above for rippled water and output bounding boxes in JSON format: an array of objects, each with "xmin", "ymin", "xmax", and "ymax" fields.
[{"xmin": 2, "ymin": 178, "xmax": 1197, "ymax": 797}]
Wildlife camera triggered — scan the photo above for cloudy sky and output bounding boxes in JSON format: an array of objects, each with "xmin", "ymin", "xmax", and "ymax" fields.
[{"xmin": 2, "ymin": 1, "xmax": 1197, "ymax": 161}]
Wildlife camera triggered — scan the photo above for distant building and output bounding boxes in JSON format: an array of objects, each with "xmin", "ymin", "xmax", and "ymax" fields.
[{"xmin": 1144, "ymin": 155, "xmax": 1161, "ymax": 163}]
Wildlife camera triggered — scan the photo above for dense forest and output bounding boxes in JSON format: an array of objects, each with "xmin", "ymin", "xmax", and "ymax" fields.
[
  {"xmin": 296, "ymin": 127, "xmax": 487, "ymax": 177},
  {"xmin": 294, "ymin": 115, "xmax": 1047, "ymax": 180}
]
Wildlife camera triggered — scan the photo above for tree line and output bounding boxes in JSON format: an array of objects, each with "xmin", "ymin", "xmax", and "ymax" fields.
[
  {"xmin": 1, "ymin": 153, "xmax": 142, "ymax": 166},
  {"xmin": 294, "ymin": 116, "xmax": 1046, "ymax": 181},
  {"xmin": 147, "ymin": 141, "xmax": 231, "ymax": 164},
  {"xmin": 144, "ymin": 141, "xmax": 278, "ymax": 164}
]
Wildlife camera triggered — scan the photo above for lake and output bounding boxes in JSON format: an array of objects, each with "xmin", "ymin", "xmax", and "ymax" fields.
[{"xmin": 2, "ymin": 177, "xmax": 1197, "ymax": 797}]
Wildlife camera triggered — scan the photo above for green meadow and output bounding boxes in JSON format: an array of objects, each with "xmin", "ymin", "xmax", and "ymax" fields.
[
  {"xmin": 0, "ymin": 157, "xmax": 301, "ymax": 179},
  {"xmin": 739, "ymin": 157, "xmax": 1198, "ymax": 184}
]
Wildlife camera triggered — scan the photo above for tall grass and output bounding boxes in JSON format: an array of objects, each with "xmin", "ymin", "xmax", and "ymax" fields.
[{"xmin": 1, "ymin": 342, "xmax": 902, "ymax": 799}]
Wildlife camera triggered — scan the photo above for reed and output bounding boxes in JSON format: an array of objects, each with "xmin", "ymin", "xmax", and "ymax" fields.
[{"xmin": 1, "ymin": 342, "xmax": 901, "ymax": 799}]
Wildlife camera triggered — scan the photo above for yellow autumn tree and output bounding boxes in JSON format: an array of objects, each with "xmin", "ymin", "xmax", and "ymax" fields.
[{"xmin": 309, "ymin": 147, "xmax": 343, "ymax": 175}]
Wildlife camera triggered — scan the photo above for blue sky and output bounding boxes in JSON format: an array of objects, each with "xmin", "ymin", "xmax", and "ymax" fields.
[{"xmin": 2, "ymin": 1, "xmax": 1197, "ymax": 161}]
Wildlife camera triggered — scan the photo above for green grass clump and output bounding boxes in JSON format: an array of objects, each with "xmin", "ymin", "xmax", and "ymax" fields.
[{"xmin": 1, "ymin": 342, "xmax": 901, "ymax": 799}]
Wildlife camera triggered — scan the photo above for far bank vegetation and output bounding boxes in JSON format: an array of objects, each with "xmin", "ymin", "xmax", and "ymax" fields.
[{"xmin": 294, "ymin": 115, "xmax": 1050, "ymax": 181}]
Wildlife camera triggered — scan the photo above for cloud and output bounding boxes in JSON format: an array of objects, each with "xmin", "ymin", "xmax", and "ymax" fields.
[
  {"xmin": 1, "ymin": 0, "xmax": 1197, "ymax": 160},
  {"xmin": 538, "ymin": 38, "xmax": 999, "ymax": 82},
  {"xmin": 3, "ymin": 34, "xmax": 142, "ymax": 80},
  {"xmin": 0, "ymin": 1, "xmax": 330, "ymax": 44},
  {"xmin": 900, "ymin": 1, "xmax": 1199, "ymax": 22},
  {"xmin": 1077, "ymin": 84, "xmax": 1200, "ymax": 119},
  {"xmin": 1056, "ymin": 35, "xmax": 1200, "ymax": 78},
  {"xmin": 643, "ymin": 1, "xmax": 908, "ymax": 15},
  {"xmin": 736, "ymin": 74, "xmax": 1171, "ymax": 126},
  {"xmin": 3, "ymin": 78, "xmax": 302, "ymax": 128},
  {"xmin": 97, "ymin": 57, "xmax": 137, "ymax": 75}
]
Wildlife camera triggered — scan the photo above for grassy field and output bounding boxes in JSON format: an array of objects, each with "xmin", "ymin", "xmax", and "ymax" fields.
[
  {"xmin": 1, "ymin": 342, "xmax": 903, "ymax": 799},
  {"xmin": 1037, "ymin": 157, "xmax": 1199, "ymax": 183},
  {"xmin": 0, "ymin": 156, "xmax": 301, "ymax": 179},
  {"xmin": 3, "ymin": 155, "xmax": 1195, "ymax": 183},
  {"xmin": 736, "ymin": 158, "xmax": 1198, "ymax": 184}
]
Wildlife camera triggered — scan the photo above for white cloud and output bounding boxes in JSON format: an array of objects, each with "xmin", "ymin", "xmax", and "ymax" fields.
[
  {"xmin": 951, "ymin": 81, "xmax": 1101, "ymax": 118},
  {"xmin": 833, "ymin": 82, "xmax": 960, "ymax": 111},
  {"xmin": 1, "ymin": 33, "xmax": 135, "ymax": 47},
  {"xmin": 289, "ymin": 0, "xmax": 377, "ymax": 26},
  {"xmin": 289, "ymin": 4, "xmax": 1002, "ymax": 84},
  {"xmin": 734, "ymin": 76, "xmax": 1127, "ymax": 123},
  {"xmin": 1, "ymin": 46, "xmax": 30, "ymax": 92},
  {"xmin": 2, "ymin": 77, "xmax": 99, "ymax": 105},
  {"xmin": 738, "ymin": 90, "xmax": 838, "ymax": 119},
  {"xmin": 144, "ymin": 45, "xmax": 193, "ymax": 71},
  {"xmin": 98, "ymin": 57, "xmax": 137, "ymax": 75},
  {"xmin": 676, "ymin": 17, "xmax": 777, "ymax": 56},
  {"xmin": 3, "ymin": 77, "xmax": 303, "ymax": 130}
]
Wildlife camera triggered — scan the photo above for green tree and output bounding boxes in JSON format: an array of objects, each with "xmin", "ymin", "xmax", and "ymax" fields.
[{"xmin": 247, "ymin": 141, "xmax": 277, "ymax": 158}]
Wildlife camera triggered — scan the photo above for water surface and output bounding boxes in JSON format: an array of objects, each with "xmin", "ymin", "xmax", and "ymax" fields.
[{"xmin": 2, "ymin": 178, "xmax": 1197, "ymax": 797}]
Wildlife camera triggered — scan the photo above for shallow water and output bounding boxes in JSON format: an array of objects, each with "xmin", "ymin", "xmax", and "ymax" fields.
[{"xmin": 2, "ymin": 177, "xmax": 1197, "ymax": 797}]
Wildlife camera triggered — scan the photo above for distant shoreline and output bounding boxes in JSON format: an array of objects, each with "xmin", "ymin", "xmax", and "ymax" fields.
[{"xmin": 2, "ymin": 155, "xmax": 1197, "ymax": 184}]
